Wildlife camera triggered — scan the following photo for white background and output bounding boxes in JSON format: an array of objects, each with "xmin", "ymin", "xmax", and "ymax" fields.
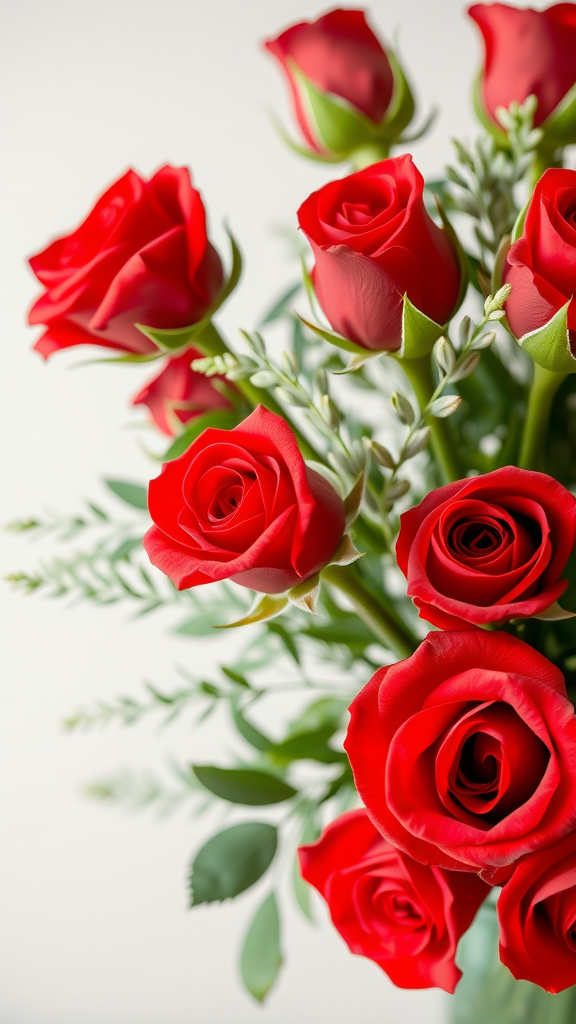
[{"xmin": 0, "ymin": 1, "xmax": 529, "ymax": 1021}]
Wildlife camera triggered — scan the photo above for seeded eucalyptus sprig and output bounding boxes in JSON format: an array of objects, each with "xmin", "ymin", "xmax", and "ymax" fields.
[
  {"xmin": 446, "ymin": 97, "xmax": 542, "ymax": 273},
  {"xmin": 365, "ymin": 291, "xmax": 507, "ymax": 533}
]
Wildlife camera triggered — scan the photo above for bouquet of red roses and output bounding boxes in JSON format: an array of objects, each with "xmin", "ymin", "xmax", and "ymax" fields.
[{"xmin": 11, "ymin": 4, "xmax": 576, "ymax": 1021}]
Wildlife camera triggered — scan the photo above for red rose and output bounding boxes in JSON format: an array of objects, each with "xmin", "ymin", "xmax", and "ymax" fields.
[
  {"xmin": 396, "ymin": 467, "xmax": 576, "ymax": 629},
  {"xmin": 504, "ymin": 168, "xmax": 576, "ymax": 347},
  {"xmin": 144, "ymin": 405, "xmax": 345, "ymax": 593},
  {"xmin": 297, "ymin": 156, "xmax": 461, "ymax": 351},
  {"xmin": 344, "ymin": 631, "xmax": 576, "ymax": 875},
  {"xmin": 132, "ymin": 348, "xmax": 232, "ymax": 437},
  {"xmin": 28, "ymin": 166, "xmax": 223, "ymax": 358},
  {"xmin": 265, "ymin": 9, "xmax": 394, "ymax": 154},
  {"xmin": 298, "ymin": 809, "xmax": 490, "ymax": 993},
  {"xmin": 469, "ymin": 3, "xmax": 576, "ymax": 129},
  {"xmin": 498, "ymin": 831, "xmax": 576, "ymax": 993}
]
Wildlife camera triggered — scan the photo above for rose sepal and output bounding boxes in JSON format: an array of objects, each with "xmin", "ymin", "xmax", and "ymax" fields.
[
  {"xmin": 394, "ymin": 294, "xmax": 445, "ymax": 361},
  {"xmin": 135, "ymin": 229, "xmax": 242, "ymax": 354},
  {"xmin": 530, "ymin": 600, "xmax": 576, "ymax": 622},
  {"xmin": 472, "ymin": 69, "xmax": 510, "ymax": 146},
  {"xmin": 288, "ymin": 574, "xmax": 321, "ymax": 614},
  {"xmin": 215, "ymin": 593, "xmax": 289, "ymax": 629},
  {"xmin": 539, "ymin": 79, "xmax": 576, "ymax": 147},
  {"xmin": 434, "ymin": 198, "xmax": 469, "ymax": 315},
  {"xmin": 516, "ymin": 301, "xmax": 576, "ymax": 375},
  {"xmin": 283, "ymin": 49, "xmax": 416, "ymax": 162}
]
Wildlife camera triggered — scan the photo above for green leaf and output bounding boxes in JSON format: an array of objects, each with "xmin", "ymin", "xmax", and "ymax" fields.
[
  {"xmin": 174, "ymin": 613, "xmax": 222, "ymax": 637},
  {"xmin": 214, "ymin": 593, "xmax": 289, "ymax": 628},
  {"xmin": 292, "ymin": 853, "xmax": 314, "ymax": 922},
  {"xmin": 398, "ymin": 293, "xmax": 445, "ymax": 360},
  {"xmin": 286, "ymin": 697, "xmax": 348, "ymax": 738},
  {"xmin": 231, "ymin": 701, "xmax": 273, "ymax": 753},
  {"xmin": 343, "ymin": 472, "xmax": 365, "ymax": 529},
  {"xmin": 269, "ymin": 727, "xmax": 345, "ymax": 765},
  {"xmin": 189, "ymin": 822, "xmax": 277, "ymax": 906},
  {"xmin": 434, "ymin": 198, "xmax": 469, "ymax": 314},
  {"xmin": 381, "ymin": 47, "xmax": 416, "ymax": 142},
  {"xmin": 240, "ymin": 892, "xmax": 282, "ymax": 1003},
  {"xmin": 258, "ymin": 282, "xmax": 301, "ymax": 327},
  {"xmin": 163, "ymin": 409, "xmax": 240, "ymax": 461},
  {"xmin": 269, "ymin": 112, "xmax": 344, "ymax": 165},
  {"xmin": 296, "ymin": 314, "xmax": 372, "ymax": 356},
  {"xmin": 518, "ymin": 302, "xmax": 576, "ymax": 375},
  {"xmin": 104, "ymin": 479, "xmax": 148, "ymax": 510},
  {"xmin": 191, "ymin": 765, "xmax": 297, "ymax": 805},
  {"xmin": 542, "ymin": 78, "xmax": 576, "ymax": 146}
]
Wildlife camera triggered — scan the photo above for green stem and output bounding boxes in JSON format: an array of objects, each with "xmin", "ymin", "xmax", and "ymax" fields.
[
  {"xmin": 518, "ymin": 363, "xmax": 566, "ymax": 471},
  {"xmin": 400, "ymin": 354, "xmax": 462, "ymax": 483},
  {"xmin": 322, "ymin": 563, "xmax": 417, "ymax": 660},
  {"xmin": 349, "ymin": 142, "xmax": 390, "ymax": 171}
]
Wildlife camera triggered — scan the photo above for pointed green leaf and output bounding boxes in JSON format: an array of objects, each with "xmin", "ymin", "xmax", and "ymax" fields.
[
  {"xmin": 511, "ymin": 202, "xmax": 529, "ymax": 243},
  {"xmin": 104, "ymin": 479, "xmax": 148, "ymax": 510},
  {"xmin": 214, "ymin": 593, "xmax": 289, "ymax": 629},
  {"xmin": 296, "ymin": 315, "xmax": 372, "ymax": 356},
  {"xmin": 398, "ymin": 293, "xmax": 445, "ymax": 359},
  {"xmin": 381, "ymin": 47, "xmax": 416, "ymax": 141},
  {"xmin": 541, "ymin": 79, "xmax": 576, "ymax": 146},
  {"xmin": 329, "ymin": 534, "xmax": 364, "ymax": 566},
  {"xmin": 231, "ymin": 701, "xmax": 273, "ymax": 752},
  {"xmin": 288, "ymin": 574, "xmax": 320, "ymax": 615},
  {"xmin": 269, "ymin": 112, "xmax": 343, "ymax": 164},
  {"xmin": 292, "ymin": 853, "xmax": 314, "ymax": 922},
  {"xmin": 492, "ymin": 234, "xmax": 512, "ymax": 293},
  {"xmin": 434, "ymin": 198, "xmax": 469, "ymax": 313},
  {"xmin": 343, "ymin": 472, "xmax": 365, "ymax": 529},
  {"xmin": 332, "ymin": 350, "xmax": 383, "ymax": 374},
  {"xmin": 191, "ymin": 765, "xmax": 297, "ymax": 805},
  {"xmin": 258, "ymin": 282, "xmax": 302, "ymax": 327},
  {"xmin": 189, "ymin": 823, "xmax": 277, "ymax": 906},
  {"xmin": 240, "ymin": 892, "xmax": 282, "ymax": 1003},
  {"xmin": 532, "ymin": 601, "xmax": 576, "ymax": 622},
  {"xmin": 518, "ymin": 302, "xmax": 576, "ymax": 374}
]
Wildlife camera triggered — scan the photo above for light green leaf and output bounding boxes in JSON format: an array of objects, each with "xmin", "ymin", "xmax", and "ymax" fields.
[
  {"xmin": 329, "ymin": 534, "xmax": 363, "ymax": 566},
  {"xmin": 288, "ymin": 574, "xmax": 320, "ymax": 615},
  {"xmin": 398, "ymin": 293, "xmax": 445, "ymax": 360},
  {"xmin": 231, "ymin": 701, "xmax": 273, "ymax": 752},
  {"xmin": 191, "ymin": 766, "xmax": 297, "ymax": 805},
  {"xmin": 531, "ymin": 601, "xmax": 576, "ymax": 622},
  {"xmin": 518, "ymin": 302, "xmax": 576, "ymax": 374},
  {"xmin": 189, "ymin": 823, "xmax": 277, "ymax": 906},
  {"xmin": 343, "ymin": 473, "xmax": 365, "ymax": 529},
  {"xmin": 214, "ymin": 594, "xmax": 289, "ymax": 629},
  {"xmin": 258, "ymin": 282, "xmax": 301, "ymax": 327},
  {"xmin": 291, "ymin": 62, "xmax": 376, "ymax": 155},
  {"xmin": 240, "ymin": 892, "xmax": 282, "ymax": 1003},
  {"xmin": 296, "ymin": 314, "xmax": 372, "ymax": 356},
  {"xmin": 104, "ymin": 479, "xmax": 148, "ymax": 510},
  {"xmin": 541, "ymin": 79, "xmax": 576, "ymax": 146}
]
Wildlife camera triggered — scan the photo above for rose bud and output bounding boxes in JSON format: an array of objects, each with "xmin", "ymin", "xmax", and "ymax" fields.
[
  {"xmin": 469, "ymin": 3, "xmax": 576, "ymax": 145},
  {"xmin": 265, "ymin": 8, "xmax": 414, "ymax": 161},
  {"xmin": 344, "ymin": 630, "xmax": 576, "ymax": 875},
  {"xmin": 503, "ymin": 168, "xmax": 576, "ymax": 372},
  {"xmin": 396, "ymin": 466, "xmax": 576, "ymax": 629},
  {"xmin": 297, "ymin": 155, "xmax": 461, "ymax": 351},
  {"xmin": 299, "ymin": 809, "xmax": 490, "ymax": 993},
  {"xmin": 498, "ymin": 831, "xmax": 576, "ymax": 993},
  {"xmin": 132, "ymin": 348, "xmax": 232, "ymax": 437},
  {"xmin": 28, "ymin": 166, "xmax": 223, "ymax": 358},
  {"xmin": 143, "ymin": 405, "xmax": 345, "ymax": 593}
]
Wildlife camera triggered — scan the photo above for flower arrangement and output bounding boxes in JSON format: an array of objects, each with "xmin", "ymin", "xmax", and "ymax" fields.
[{"xmin": 9, "ymin": 3, "xmax": 576, "ymax": 1020}]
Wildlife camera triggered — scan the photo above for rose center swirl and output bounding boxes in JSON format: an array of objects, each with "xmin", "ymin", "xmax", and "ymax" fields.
[{"xmin": 448, "ymin": 515, "xmax": 511, "ymax": 559}]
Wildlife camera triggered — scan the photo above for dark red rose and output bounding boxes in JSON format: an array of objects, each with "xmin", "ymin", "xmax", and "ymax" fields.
[
  {"xmin": 297, "ymin": 156, "xmax": 461, "ymax": 351},
  {"xmin": 504, "ymin": 168, "xmax": 576, "ymax": 348},
  {"xmin": 131, "ymin": 348, "xmax": 232, "ymax": 437},
  {"xmin": 469, "ymin": 3, "xmax": 576, "ymax": 129},
  {"xmin": 265, "ymin": 8, "xmax": 394, "ymax": 153},
  {"xmin": 498, "ymin": 831, "xmax": 576, "ymax": 993},
  {"xmin": 28, "ymin": 166, "xmax": 223, "ymax": 358},
  {"xmin": 344, "ymin": 631, "xmax": 576, "ymax": 875},
  {"xmin": 299, "ymin": 809, "xmax": 490, "ymax": 993},
  {"xmin": 143, "ymin": 405, "xmax": 346, "ymax": 593},
  {"xmin": 396, "ymin": 467, "xmax": 576, "ymax": 629}
]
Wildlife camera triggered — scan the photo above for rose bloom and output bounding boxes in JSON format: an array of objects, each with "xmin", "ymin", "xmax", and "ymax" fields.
[
  {"xmin": 498, "ymin": 831, "xmax": 576, "ymax": 993},
  {"xmin": 396, "ymin": 467, "xmax": 576, "ymax": 629},
  {"xmin": 299, "ymin": 809, "xmax": 490, "ymax": 993},
  {"xmin": 144, "ymin": 405, "xmax": 345, "ymax": 593},
  {"xmin": 469, "ymin": 3, "xmax": 576, "ymax": 129},
  {"xmin": 504, "ymin": 168, "xmax": 576, "ymax": 346},
  {"xmin": 297, "ymin": 155, "xmax": 461, "ymax": 351},
  {"xmin": 265, "ymin": 8, "xmax": 394, "ymax": 154},
  {"xmin": 344, "ymin": 631, "xmax": 576, "ymax": 876},
  {"xmin": 28, "ymin": 165, "xmax": 223, "ymax": 357},
  {"xmin": 132, "ymin": 348, "xmax": 232, "ymax": 437}
]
